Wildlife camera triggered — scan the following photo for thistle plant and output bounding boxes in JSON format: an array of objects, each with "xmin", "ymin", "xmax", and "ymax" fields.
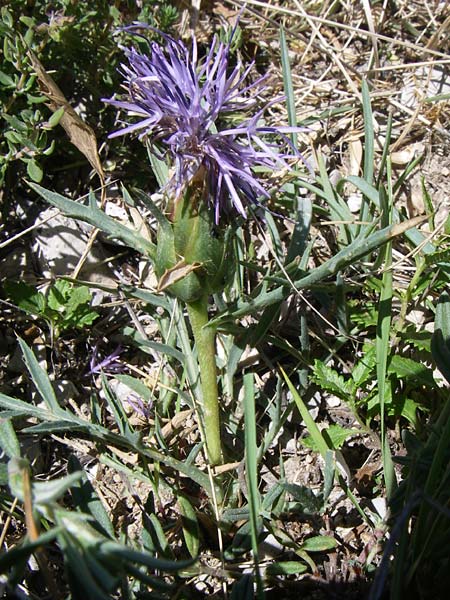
[{"xmin": 103, "ymin": 25, "xmax": 302, "ymax": 466}]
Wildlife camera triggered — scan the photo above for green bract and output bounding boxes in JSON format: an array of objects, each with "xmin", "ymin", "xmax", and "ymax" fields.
[{"xmin": 155, "ymin": 183, "xmax": 234, "ymax": 304}]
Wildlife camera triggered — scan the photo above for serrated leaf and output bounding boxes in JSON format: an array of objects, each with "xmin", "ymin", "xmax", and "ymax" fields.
[
  {"xmin": 24, "ymin": 421, "xmax": 88, "ymax": 434},
  {"xmin": 312, "ymin": 360, "xmax": 354, "ymax": 399},
  {"xmin": 212, "ymin": 216, "xmax": 428, "ymax": 324},
  {"xmin": 388, "ymin": 355, "xmax": 434, "ymax": 386},
  {"xmin": 302, "ymin": 424, "xmax": 359, "ymax": 452}
]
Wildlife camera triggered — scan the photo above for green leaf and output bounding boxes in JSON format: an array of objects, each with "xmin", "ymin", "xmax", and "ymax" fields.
[
  {"xmin": 0, "ymin": 528, "xmax": 61, "ymax": 572},
  {"xmin": 346, "ymin": 175, "xmax": 379, "ymax": 206},
  {"xmin": 29, "ymin": 183, "xmax": 156, "ymax": 258},
  {"xmin": 63, "ymin": 285, "xmax": 98, "ymax": 328},
  {"xmin": 68, "ymin": 456, "xmax": 115, "ymax": 538},
  {"xmin": 302, "ymin": 424, "xmax": 359, "ymax": 452},
  {"xmin": 281, "ymin": 482, "xmax": 323, "ymax": 513},
  {"xmin": 8, "ymin": 458, "xmax": 82, "ymax": 506},
  {"xmin": 431, "ymin": 292, "xmax": 450, "ymax": 385},
  {"xmin": 18, "ymin": 338, "xmax": 61, "ymax": 413},
  {"xmin": 0, "ymin": 391, "xmax": 214, "ymax": 495},
  {"xmin": 301, "ymin": 535, "xmax": 337, "ymax": 552},
  {"xmin": 281, "ymin": 367, "xmax": 330, "ymax": 459},
  {"xmin": 178, "ymin": 495, "xmax": 200, "ymax": 558},
  {"xmin": 24, "ymin": 421, "xmax": 88, "ymax": 434},
  {"xmin": 26, "ymin": 159, "xmax": 43, "ymax": 182},
  {"xmin": 65, "ymin": 284, "xmax": 91, "ymax": 312},
  {"xmin": 46, "ymin": 281, "xmax": 98, "ymax": 330},
  {"xmin": 266, "ymin": 561, "xmax": 308, "ymax": 576},
  {"xmin": 0, "ymin": 418, "xmax": 20, "ymax": 458},
  {"xmin": 213, "ymin": 216, "xmax": 426, "ymax": 323},
  {"xmin": 351, "ymin": 345, "xmax": 376, "ymax": 386},
  {"xmin": 388, "ymin": 355, "xmax": 434, "ymax": 387},
  {"xmin": 3, "ymin": 281, "xmax": 46, "ymax": 316},
  {"xmin": 243, "ymin": 372, "xmax": 265, "ymax": 597},
  {"xmin": 0, "ymin": 70, "xmax": 15, "ymax": 87},
  {"xmin": 47, "ymin": 106, "xmax": 64, "ymax": 128},
  {"xmin": 47, "ymin": 279, "xmax": 70, "ymax": 311},
  {"xmin": 311, "ymin": 360, "xmax": 354, "ymax": 399},
  {"xmin": 98, "ymin": 540, "xmax": 195, "ymax": 572}
]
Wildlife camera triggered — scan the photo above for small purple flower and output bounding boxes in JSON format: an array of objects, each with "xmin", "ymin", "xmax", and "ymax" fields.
[
  {"xmin": 104, "ymin": 25, "xmax": 302, "ymax": 222},
  {"xmin": 88, "ymin": 344, "xmax": 124, "ymax": 376},
  {"xmin": 125, "ymin": 392, "xmax": 153, "ymax": 419}
]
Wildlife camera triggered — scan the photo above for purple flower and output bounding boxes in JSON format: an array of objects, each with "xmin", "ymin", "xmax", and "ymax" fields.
[
  {"xmin": 104, "ymin": 26, "xmax": 302, "ymax": 221},
  {"xmin": 88, "ymin": 344, "xmax": 124, "ymax": 376},
  {"xmin": 125, "ymin": 392, "xmax": 152, "ymax": 419}
]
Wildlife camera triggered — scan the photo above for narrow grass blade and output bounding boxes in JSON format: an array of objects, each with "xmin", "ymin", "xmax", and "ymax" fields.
[
  {"xmin": 178, "ymin": 495, "xmax": 200, "ymax": 558},
  {"xmin": 356, "ymin": 79, "xmax": 375, "ymax": 239},
  {"xmin": 280, "ymin": 367, "xmax": 329, "ymax": 458},
  {"xmin": 280, "ymin": 27, "xmax": 312, "ymax": 263},
  {"xmin": 431, "ymin": 292, "xmax": 450, "ymax": 385},
  {"xmin": 375, "ymin": 161, "xmax": 397, "ymax": 498},
  {"xmin": 280, "ymin": 27, "xmax": 297, "ymax": 147},
  {"xmin": 243, "ymin": 373, "xmax": 263, "ymax": 599},
  {"xmin": 18, "ymin": 338, "xmax": 61, "ymax": 414},
  {"xmin": 281, "ymin": 368, "xmax": 370, "ymax": 523},
  {"xmin": 362, "ymin": 79, "xmax": 374, "ymax": 186}
]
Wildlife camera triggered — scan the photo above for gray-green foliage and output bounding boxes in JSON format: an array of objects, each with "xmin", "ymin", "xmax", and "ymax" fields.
[
  {"xmin": 0, "ymin": 339, "xmax": 198, "ymax": 598},
  {"xmin": 0, "ymin": 7, "xmax": 57, "ymax": 184},
  {"xmin": 0, "ymin": 0, "xmax": 179, "ymax": 197}
]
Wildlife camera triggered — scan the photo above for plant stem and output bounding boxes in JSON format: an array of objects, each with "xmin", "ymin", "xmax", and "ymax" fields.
[{"xmin": 187, "ymin": 296, "xmax": 222, "ymax": 466}]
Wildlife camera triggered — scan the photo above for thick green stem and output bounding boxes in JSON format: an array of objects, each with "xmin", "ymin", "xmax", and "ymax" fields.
[{"xmin": 187, "ymin": 296, "xmax": 222, "ymax": 466}]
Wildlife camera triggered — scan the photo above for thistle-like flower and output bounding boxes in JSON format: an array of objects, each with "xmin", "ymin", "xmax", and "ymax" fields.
[{"xmin": 104, "ymin": 26, "xmax": 301, "ymax": 222}]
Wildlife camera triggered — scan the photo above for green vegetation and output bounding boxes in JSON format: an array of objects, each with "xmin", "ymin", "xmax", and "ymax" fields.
[{"xmin": 1, "ymin": 1, "xmax": 449, "ymax": 599}]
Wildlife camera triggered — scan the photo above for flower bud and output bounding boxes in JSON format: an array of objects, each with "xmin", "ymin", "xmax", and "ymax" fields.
[{"xmin": 155, "ymin": 178, "xmax": 234, "ymax": 304}]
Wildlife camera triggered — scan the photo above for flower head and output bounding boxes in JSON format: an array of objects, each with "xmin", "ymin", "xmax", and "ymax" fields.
[{"xmin": 105, "ymin": 26, "xmax": 301, "ymax": 222}]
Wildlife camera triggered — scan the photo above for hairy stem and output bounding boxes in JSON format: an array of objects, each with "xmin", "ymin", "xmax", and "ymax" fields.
[{"xmin": 187, "ymin": 296, "xmax": 222, "ymax": 466}]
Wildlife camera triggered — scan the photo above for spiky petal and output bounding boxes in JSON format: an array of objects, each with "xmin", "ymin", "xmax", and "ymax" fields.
[{"xmin": 104, "ymin": 27, "xmax": 302, "ymax": 221}]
